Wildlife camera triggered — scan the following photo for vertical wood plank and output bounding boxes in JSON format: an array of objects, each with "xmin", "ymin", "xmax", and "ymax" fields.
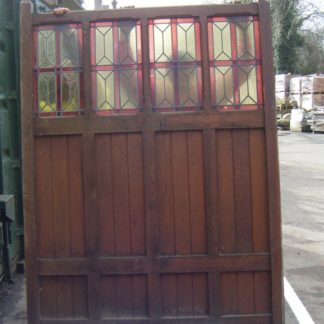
[
  {"xmin": 35, "ymin": 138, "xmax": 54, "ymax": 258},
  {"xmin": 249, "ymin": 129, "xmax": 270, "ymax": 252},
  {"xmin": 143, "ymin": 131, "xmax": 161, "ymax": 319},
  {"xmin": 171, "ymin": 132, "xmax": 191, "ymax": 255},
  {"xmin": 39, "ymin": 277, "xmax": 57, "ymax": 319},
  {"xmin": 117, "ymin": 276, "xmax": 133, "ymax": 316},
  {"xmin": 96, "ymin": 134, "xmax": 115, "ymax": 256},
  {"xmin": 132, "ymin": 275, "xmax": 148, "ymax": 317},
  {"xmin": 177, "ymin": 274, "xmax": 194, "ymax": 316},
  {"xmin": 101, "ymin": 276, "xmax": 118, "ymax": 318},
  {"xmin": 20, "ymin": 1, "xmax": 40, "ymax": 322},
  {"xmin": 221, "ymin": 273, "xmax": 238, "ymax": 315},
  {"xmin": 259, "ymin": 0, "xmax": 284, "ymax": 322},
  {"xmin": 237, "ymin": 272, "xmax": 255, "ymax": 315},
  {"xmin": 67, "ymin": 136, "xmax": 86, "ymax": 258},
  {"xmin": 254, "ymin": 272, "xmax": 272, "ymax": 314},
  {"xmin": 52, "ymin": 136, "xmax": 71, "ymax": 258},
  {"xmin": 127, "ymin": 134, "xmax": 146, "ymax": 256},
  {"xmin": 203, "ymin": 129, "xmax": 218, "ymax": 255},
  {"xmin": 161, "ymin": 274, "xmax": 178, "ymax": 317},
  {"xmin": 83, "ymin": 133, "xmax": 99, "ymax": 320},
  {"xmin": 232, "ymin": 129, "xmax": 253, "ymax": 253},
  {"xmin": 156, "ymin": 133, "xmax": 176, "ymax": 255},
  {"xmin": 72, "ymin": 276, "xmax": 88, "ymax": 319},
  {"xmin": 57, "ymin": 277, "xmax": 73, "ymax": 318},
  {"xmin": 111, "ymin": 134, "xmax": 131, "ymax": 256},
  {"xmin": 187, "ymin": 131, "xmax": 207, "ymax": 255},
  {"xmin": 216, "ymin": 130, "xmax": 236, "ymax": 254},
  {"xmin": 193, "ymin": 273, "xmax": 209, "ymax": 316}
]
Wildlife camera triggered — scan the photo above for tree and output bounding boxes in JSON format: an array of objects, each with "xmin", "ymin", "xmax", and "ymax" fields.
[{"xmin": 271, "ymin": 0, "xmax": 305, "ymax": 74}]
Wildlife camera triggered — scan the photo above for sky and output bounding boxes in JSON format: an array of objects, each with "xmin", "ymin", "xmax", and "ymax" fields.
[{"xmin": 83, "ymin": 0, "xmax": 324, "ymax": 11}]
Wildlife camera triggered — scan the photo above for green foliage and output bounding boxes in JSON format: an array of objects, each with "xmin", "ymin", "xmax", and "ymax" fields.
[
  {"xmin": 296, "ymin": 28, "xmax": 324, "ymax": 74},
  {"xmin": 271, "ymin": 0, "xmax": 305, "ymax": 74}
]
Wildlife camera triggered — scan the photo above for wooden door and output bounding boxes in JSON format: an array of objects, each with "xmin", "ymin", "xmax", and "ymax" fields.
[{"xmin": 20, "ymin": 0, "xmax": 283, "ymax": 323}]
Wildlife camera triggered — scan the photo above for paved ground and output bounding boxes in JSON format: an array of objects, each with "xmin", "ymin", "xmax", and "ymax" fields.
[
  {"xmin": 0, "ymin": 131, "xmax": 323, "ymax": 324},
  {"xmin": 279, "ymin": 131, "xmax": 324, "ymax": 324}
]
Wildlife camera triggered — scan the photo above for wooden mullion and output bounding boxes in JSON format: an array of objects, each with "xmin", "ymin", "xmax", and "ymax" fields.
[
  {"xmin": 141, "ymin": 18, "xmax": 152, "ymax": 111},
  {"xmin": 199, "ymin": 15, "xmax": 211, "ymax": 110},
  {"xmin": 143, "ymin": 131, "xmax": 161, "ymax": 319},
  {"xmin": 82, "ymin": 20, "xmax": 93, "ymax": 116},
  {"xmin": 82, "ymin": 133, "xmax": 100, "ymax": 320},
  {"xmin": 203, "ymin": 129, "xmax": 219, "ymax": 256},
  {"xmin": 20, "ymin": 1, "xmax": 40, "ymax": 323},
  {"xmin": 258, "ymin": 0, "xmax": 284, "ymax": 323}
]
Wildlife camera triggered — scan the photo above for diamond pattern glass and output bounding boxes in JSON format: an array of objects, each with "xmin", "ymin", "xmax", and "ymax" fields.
[
  {"xmin": 149, "ymin": 18, "xmax": 202, "ymax": 111},
  {"xmin": 34, "ymin": 24, "xmax": 82, "ymax": 116},
  {"xmin": 208, "ymin": 16, "xmax": 262, "ymax": 110},
  {"xmin": 91, "ymin": 21, "xmax": 142, "ymax": 114}
]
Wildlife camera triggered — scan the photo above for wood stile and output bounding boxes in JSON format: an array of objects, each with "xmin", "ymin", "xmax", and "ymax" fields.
[{"xmin": 21, "ymin": 0, "xmax": 283, "ymax": 322}]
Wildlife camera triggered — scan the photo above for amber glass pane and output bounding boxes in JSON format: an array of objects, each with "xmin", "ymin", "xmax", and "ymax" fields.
[
  {"xmin": 38, "ymin": 73, "xmax": 57, "ymax": 112},
  {"xmin": 118, "ymin": 23, "xmax": 138, "ymax": 64},
  {"xmin": 214, "ymin": 66, "xmax": 234, "ymax": 105},
  {"xmin": 239, "ymin": 65, "xmax": 257, "ymax": 104},
  {"xmin": 38, "ymin": 30, "xmax": 56, "ymax": 68},
  {"xmin": 212, "ymin": 22, "xmax": 232, "ymax": 60},
  {"xmin": 154, "ymin": 68, "xmax": 175, "ymax": 108},
  {"xmin": 177, "ymin": 23, "xmax": 196, "ymax": 62},
  {"xmin": 61, "ymin": 29, "xmax": 79, "ymax": 67},
  {"xmin": 154, "ymin": 24, "xmax": 172, "ymax": 62},
  {"xmin": 119, "ymin": 70, "xmax": 139, "ymax": 109},
  {"xmin": 61, "ymin": 73, "xmax": 80, "ymax": 112},
  {"xmin": 96, "ymin": 71, "xmax": 115, "ymax": 110},
  {"xmin": 95, "ymin": 26, "xmax": 114, "ymax": 65},
  {"xmin": 236, "ymin": 21, "xmax": 255, "ymax": 60},
  {"xmin": 178, "ymin": 67, "xmax": 199, "ymax": 106}
]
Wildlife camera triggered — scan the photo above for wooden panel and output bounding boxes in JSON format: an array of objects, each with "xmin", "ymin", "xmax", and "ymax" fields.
[
  {"xmin": 35, "ymin": 136, "xmax": 85, "ymax": 259},
  {"xmin": 254, "ymin": 272, "xmax": 272, "ymax": 314},
  {"xmin": 67, "ymin": 136, "xmax": 86, "ymax": 257},
  {"xmin": 96, "ymin": 133, "xmax": 146, "ymax": 257},
  {"xmin": 35, "ymin": 137, "xmax": 55, "ymax": 258},
  {"xmin": 232, "ymin": 130, "xmax": 253, "ymax": 253},
  {"xmin": 100, "ymin": 275, "xmax": 148, "ymax": 318},
  {"xmin": 40, "ymin": 277, "xmax": 88, "ymax": 319},
  {"xmin": 161, "ymin": 273, "xmax": 209, "ymax": 317},
  {"xmin": 249, "ymin": 129, "xmax": 270, "ymax": 252},
  {"xmin": 157, "ymin": 131, "xmax": 207, "ymax": 256},
  {"xmin": 216, "ymin": 130, "xmax": 236, "ymax": 254}
]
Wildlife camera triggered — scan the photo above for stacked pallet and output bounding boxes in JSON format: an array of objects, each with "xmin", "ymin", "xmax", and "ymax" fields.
[
  {"xmin": 300, "ymin": 75, "xmax": 324, "ymax": 111},
  {"xmin": 275, "ymin": 74, "xmax": 291, "ymax": 102},
  {"xmin": 289, "ymin": 76, "xmax": 302, "ymax": 108}
]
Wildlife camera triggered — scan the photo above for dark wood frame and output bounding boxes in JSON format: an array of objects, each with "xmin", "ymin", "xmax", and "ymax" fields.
[{"xmin": 21, "ymin": 0, "xmax": 283, "ymax": 322}]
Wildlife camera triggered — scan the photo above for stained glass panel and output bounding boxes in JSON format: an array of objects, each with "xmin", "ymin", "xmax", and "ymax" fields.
[
  {"xmin": 38, "ymin": 73, "xmax": 56, "ymax": 113},
  {"xmin": 212, "ymin": 22, "xmax": 232, "ymax": 60},
  {"xmin": 177, "ymin": 23, "xmax": 196, "ymax": 62},
  {"xmin": 236, "ymin": 21, "xmax": 255, "ymax": 60},
  {"xmin": 153, "ymin": 24, "xmax": 172, "ymax": 63},
  {"xmin": 118, "ymin": 23, "xmax": 138, "ymax": 64},
  {"xmin": 61, "ymin": 73, "xmax": 80, "ymax": 112},
  {"xmin": 214, "ymin": 66, "xmax": 234, "ymax": 105},
  {"xmin": 95, "ymin": 26, "xmax": 114, "ymax": 65},
  {"xmin": 238, "ymin": 65, "xmax": 257, "ymax": 105},
  {"xmin": 178, "ymin": 67, "xmax": 199, "ymax": 107},
  {"xmin": 96, "ymin": 71, "xmax": 115, "ymax": 110},
  {"xmin": 38, "ymin": 30, "xmax": 56, "ymax": 68},
  {"xmin": 120, "ymin": 70, "xmax": 139, "ymax": 109},
  {"xmin": 154, "ymin": 68, "xmax": 175, "ymax": 108},
  {"xmin": 61, "ymin": 29, "xmax": 79, "ymax": 67}
]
